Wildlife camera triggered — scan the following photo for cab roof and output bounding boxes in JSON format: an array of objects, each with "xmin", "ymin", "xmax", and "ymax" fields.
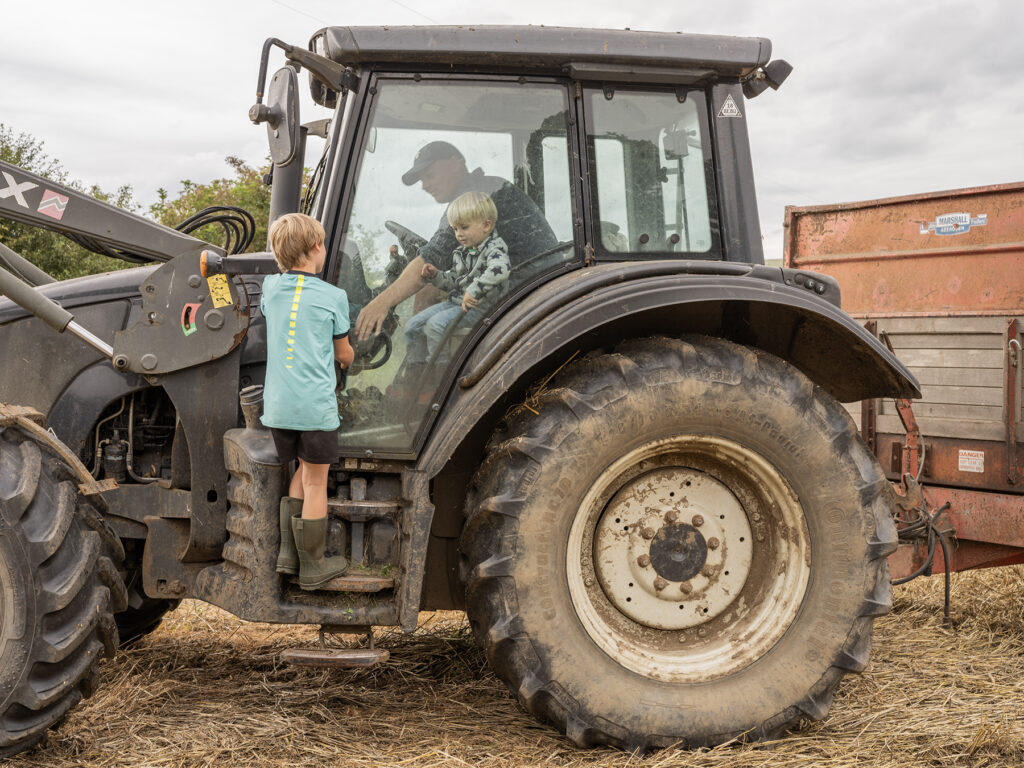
[{"xmin": 318, "ymin": 25, "xmax": 772, "ymax": 80}]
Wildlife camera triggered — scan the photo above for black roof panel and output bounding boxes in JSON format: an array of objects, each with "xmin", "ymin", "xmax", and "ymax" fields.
[{"xmin": 320, "ymin": 25, "xmax": 771, "ymax": 78}]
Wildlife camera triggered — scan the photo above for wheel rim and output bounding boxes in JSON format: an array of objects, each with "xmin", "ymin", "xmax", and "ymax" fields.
[{"xmin": 567, "ymin": 435, "xmax": 811, "ymax": 683}]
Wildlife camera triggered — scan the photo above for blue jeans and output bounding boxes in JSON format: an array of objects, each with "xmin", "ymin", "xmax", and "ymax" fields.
[{"xmin": 404, "ymin": 299, "xmax": 483, "ymax": 366}]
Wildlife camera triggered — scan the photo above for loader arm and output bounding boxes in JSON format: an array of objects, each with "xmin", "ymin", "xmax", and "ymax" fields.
[{"xmin": 0, "ymin": 158, "xmax": 206, "ymax": 264}]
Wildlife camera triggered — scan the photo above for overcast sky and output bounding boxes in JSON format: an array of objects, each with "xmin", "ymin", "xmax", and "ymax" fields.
[{"xmin": 2, "ymin": 0, "xmax": 1021, "ymax": 261}]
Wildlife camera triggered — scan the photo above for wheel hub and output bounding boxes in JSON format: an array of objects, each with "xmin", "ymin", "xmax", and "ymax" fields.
[
  {"xmin": 593, "ymin": 467, "xmax": 752, "ymax": 630},
  {"xmin": 649, "ymin": 523, "xmax": 706, "ymax": 582}
]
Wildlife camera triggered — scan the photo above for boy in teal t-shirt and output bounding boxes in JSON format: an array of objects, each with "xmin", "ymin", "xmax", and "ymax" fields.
[{"xmin": 261, "ymin": 213, "xmax": 354, "ymax": 590}]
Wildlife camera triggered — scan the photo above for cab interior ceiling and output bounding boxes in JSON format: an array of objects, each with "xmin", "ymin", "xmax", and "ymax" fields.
[{"xmin": 370, "ymin": 81, "xmax": 703, "ymax": 134}]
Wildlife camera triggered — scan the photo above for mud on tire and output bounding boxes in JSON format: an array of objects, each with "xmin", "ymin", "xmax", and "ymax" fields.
[
  {"xmin": 0, "ymin": 424, "xmax": 128, "ymax": 756},
  {"xmin": 460, "ymin": 336, "xmax": 897, "ymax": 750}
]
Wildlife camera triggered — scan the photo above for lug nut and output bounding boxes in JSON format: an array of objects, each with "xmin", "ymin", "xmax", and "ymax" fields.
[
  {"xmin": 637, "ymin": 554, "xmax": 651, "ymax": 568},
  {"xmin": 698, "ymin": 627, "xmax": 707, "ymax": 637},
  {"xmin": 691, "ymin": 514, "xmax": 704, "ymax": 527},
  {"xmin": 642, "ymin": 526, "xmax": 656, "ymax": 540},
  {"xmin": 664, "ymin": 509, "xmax": 679, "ymax": 523},
  {"xmin": 653, "ymin": 577, "xmax": 668, "ymax": 591},
  {"xmin": 707, "ymin": 537, "xmax": 720, "ymax": 550},
  {"xmin": 584, "ymin": 577, "xmax": 594, "ymax": 587},
  {"xmin": 702, "ymin": 566, "xmax": 715, "ymax": 578},
  {"xmin": 680, "ymin": 581, "xmax": 693, "ymax": 594}
]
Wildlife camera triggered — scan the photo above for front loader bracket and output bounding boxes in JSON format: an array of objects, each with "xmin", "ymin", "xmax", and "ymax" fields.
[{"xmin": 113, "ymin": 251, "xmax": 251, "ymax": 375}]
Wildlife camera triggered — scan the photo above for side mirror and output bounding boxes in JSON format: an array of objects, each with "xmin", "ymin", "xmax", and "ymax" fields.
[{"xmin": 252, "ymin": 65, "xmax": 301, "ymax": 166}]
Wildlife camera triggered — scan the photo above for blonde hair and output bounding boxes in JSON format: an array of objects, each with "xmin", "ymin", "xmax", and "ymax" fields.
[
  {"xmin": 446, "ymin": 191, "xmax": 497, "ymax": 228},
  {"xmin": 268, "ymin": 213, "xmax": 326, "ymax": 270}
]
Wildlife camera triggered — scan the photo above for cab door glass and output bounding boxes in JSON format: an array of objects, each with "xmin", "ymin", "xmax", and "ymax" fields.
[
  {"xmin": 333, "ymin": 80, "xmax": 573, "ymax": 453},
  {"xmin": 586, "ymin": 89, "xmax": 718, "ymax": 257},
  {"xmin": 539, "ymin": 136, "xmax": 573, "ymax": 243}
]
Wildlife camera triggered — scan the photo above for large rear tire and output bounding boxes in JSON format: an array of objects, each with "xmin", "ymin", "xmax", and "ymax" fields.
[
  {"xmin": 0, "ymin": 423, "xmax": 128, "ymax": 756},
  {"xmin": 460, "ymin": 336, "xmax": 897, "ymax": 750}
]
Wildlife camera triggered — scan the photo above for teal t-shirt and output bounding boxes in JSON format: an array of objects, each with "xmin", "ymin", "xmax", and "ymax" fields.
[{"xmin": 260, "ymin": 270, "xmax": 349, "ymax": 431}]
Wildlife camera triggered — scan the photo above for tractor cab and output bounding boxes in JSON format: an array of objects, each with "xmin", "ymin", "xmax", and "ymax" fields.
[{"xmin": 257, "ymin": 26, "xmax": 779, "ymax": 456}]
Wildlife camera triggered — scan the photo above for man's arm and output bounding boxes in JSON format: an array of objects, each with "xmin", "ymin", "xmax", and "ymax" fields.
[
  {"xmin": 334, "ymin": 335, "xmax": 355, "ymax": 368},
  {"xmin": 353, "ymin": 256, "xmax": 428, "ymax": 340}
]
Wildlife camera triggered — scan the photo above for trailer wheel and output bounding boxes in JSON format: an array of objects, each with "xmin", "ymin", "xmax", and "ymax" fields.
[
  {"xmin": 0, "ymin": 424, "xmax": 127, "ymax": 756},
  {"xmin": 461, "ymin": 336, "xmax": 897, "ymax": 750}
]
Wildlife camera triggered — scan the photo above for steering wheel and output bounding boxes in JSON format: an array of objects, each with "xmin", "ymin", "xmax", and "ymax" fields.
[{"xmin": 385, "ymin": 220, "xmax": 427, "ymax": 259}]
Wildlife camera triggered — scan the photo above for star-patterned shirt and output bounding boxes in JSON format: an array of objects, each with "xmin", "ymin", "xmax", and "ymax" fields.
[{"xmin": 429, "ymin": 230, "xmax": 511, "ymax": 304}]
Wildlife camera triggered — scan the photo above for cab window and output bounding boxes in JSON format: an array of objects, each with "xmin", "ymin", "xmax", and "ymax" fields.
[{"xmin": 585, "ymin": 89, "xmax": 718, "ymax": 257}]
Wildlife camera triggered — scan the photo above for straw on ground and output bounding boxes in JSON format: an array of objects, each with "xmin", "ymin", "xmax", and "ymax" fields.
[{"xmin": 10, "ymin": 566, "xmax": 1024, "ymax": 767}]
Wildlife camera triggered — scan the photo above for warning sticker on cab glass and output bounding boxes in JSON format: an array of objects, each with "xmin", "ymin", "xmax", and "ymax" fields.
[
  {"xmin": 206, "ymin": 274, "xmax": 233, "ymax": 308},
  {"xmin": 958, "ymin": 449, "xmax": 984, "ymax": 473}
]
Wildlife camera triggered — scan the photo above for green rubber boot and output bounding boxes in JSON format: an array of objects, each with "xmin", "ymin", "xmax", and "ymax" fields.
[
  {"xmin": 292, "ymin": 515, "xmax": 349, "ymax": 590},
  {"xmin": 276, "ymin": 497, "xmax": 302, "ymax": 575}
]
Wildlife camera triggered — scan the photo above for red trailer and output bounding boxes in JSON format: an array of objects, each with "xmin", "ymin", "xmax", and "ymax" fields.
[{"xmin": 784, "ymin": 183, "xmax": 1024, "ymax": 586}]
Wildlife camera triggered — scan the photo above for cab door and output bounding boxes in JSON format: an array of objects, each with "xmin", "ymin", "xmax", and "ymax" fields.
[{"xmin": 326, "ymin": 75, "xmax": 578, "ymax": 456}]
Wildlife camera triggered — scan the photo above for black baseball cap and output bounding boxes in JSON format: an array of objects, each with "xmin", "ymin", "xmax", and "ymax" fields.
[{"xmin": 401, "ymin": 141, "xmax": 464, "ymax": 185}]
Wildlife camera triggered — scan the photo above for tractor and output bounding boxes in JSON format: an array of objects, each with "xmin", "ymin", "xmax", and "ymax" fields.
[{"xmin": 0, "ymin": 25, "xmax": 918, "ymax": 756}]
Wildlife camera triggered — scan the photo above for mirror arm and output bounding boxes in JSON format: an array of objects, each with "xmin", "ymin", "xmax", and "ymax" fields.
[{"xmin": 250, "ymin": 38, "xmax": 360, "ymax": 125}]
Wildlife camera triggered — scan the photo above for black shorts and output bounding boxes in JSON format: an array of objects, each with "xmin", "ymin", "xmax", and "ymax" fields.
[{"xmin": 270, "ymin": 427, "xmax": 339, "ymax": 465}]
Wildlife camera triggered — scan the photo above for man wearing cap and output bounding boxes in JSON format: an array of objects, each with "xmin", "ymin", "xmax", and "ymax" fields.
[{"xmin": 354, "ymin": 141, "xmax": 557, "ymax": 340}]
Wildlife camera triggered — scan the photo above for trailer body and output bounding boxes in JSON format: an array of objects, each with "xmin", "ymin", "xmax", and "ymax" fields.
[{"xmin": 785, "ymin": 182, "xmax": 1024, "ymax": 578}]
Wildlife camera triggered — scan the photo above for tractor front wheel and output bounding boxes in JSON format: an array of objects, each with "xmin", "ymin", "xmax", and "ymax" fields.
[{"xmin": 0, "ymin": 422, "xmax": 127, "ymax": 756}]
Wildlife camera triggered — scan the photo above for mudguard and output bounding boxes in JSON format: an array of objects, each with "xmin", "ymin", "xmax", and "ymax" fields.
[{"xmin": 417, "ymin": 261, "xmax": 920, "ymax": 475}]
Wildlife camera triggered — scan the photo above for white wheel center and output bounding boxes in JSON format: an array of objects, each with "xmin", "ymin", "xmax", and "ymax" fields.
[
  {"xmin": 593, "ymin": 468, "xmax": 752, "ymax": 629},
  {"xmin": 567, "ymin": 435, "xmax": 811, "ymax": 683}
]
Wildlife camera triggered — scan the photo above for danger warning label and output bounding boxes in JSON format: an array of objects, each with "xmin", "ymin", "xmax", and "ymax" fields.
[{"xmin": 958, "ymin": 450, "xmax": 985, "ymax": 474}]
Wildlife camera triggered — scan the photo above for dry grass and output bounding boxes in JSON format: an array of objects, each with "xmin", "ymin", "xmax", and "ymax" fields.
[{"xmin": 10, "ymin": 566, "xmax": 1024, "ymax": 767}]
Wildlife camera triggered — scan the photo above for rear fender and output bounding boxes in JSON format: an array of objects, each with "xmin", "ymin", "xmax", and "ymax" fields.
[{"xmin": 417, "ymin": 269, "xmax": 920, "ymax": 477}]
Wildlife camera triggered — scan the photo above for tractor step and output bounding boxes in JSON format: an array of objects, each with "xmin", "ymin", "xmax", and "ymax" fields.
[
  {"xmin": 282, "ymin": 625, "xmax": 388, "ymax": 669},
  {"xmin": 289, "ymin": 573, "xmax": 394, "ymax": 592},
  {"xmin": 281, "ymin": 647, "xmax": 390, "ymax": 668}
]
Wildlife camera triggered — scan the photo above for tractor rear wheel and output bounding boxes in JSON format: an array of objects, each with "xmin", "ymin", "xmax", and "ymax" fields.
[
  {"xmin": 0, "ymin": 423, "xmax": 127, "ymax": 756},
  {"xmin": 461, "ymin": 336, "xmax": 897, "ymax": 750}
]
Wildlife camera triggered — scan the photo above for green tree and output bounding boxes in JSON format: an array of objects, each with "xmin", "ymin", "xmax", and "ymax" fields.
[
  {"xmin": 149, "ymin": 156, "xmax": 271, "ymax": 253},
  {"xmin": 0, "ymin": 124, "xmax": 138, "ymax": 280}
]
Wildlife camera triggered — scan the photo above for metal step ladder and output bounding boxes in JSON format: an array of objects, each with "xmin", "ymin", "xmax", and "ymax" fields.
[{"xmin": 287, "ymin": 477, "xmax": 399, "ymax": 593}]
